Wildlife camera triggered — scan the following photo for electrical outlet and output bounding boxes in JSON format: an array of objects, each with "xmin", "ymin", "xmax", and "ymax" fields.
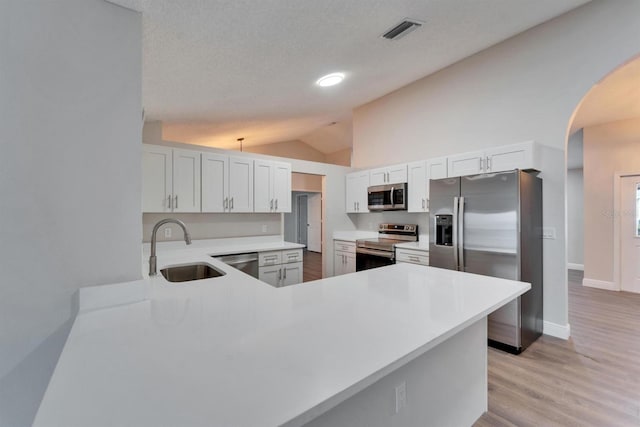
[
  {"xmin": 395, "ymin": 381, "xmax": 407, "ymax": 413},
  {"xmin": 262, "ymin": 225, "xmax": 268, "ymax": 233},
  {"xmin": 542, "ymin": 227, "xmax": 556, "ymax": 239},
  {"xmin": 164, "ymin": 227, "xmax": 171, "ymax": 238}
]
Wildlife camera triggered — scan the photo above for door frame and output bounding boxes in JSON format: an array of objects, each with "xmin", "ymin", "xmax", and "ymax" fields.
[{"xmin": 613, "ymin": 171, "xmax": 640, "ymax": 291}]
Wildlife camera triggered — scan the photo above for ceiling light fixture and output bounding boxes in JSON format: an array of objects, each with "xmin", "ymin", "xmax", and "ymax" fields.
[{"xmin": 316, "ymin": 73, "xmax": 345, "ymax": 87}]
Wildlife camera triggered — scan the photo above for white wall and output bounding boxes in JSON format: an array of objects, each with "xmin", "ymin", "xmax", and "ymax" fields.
[
  {"xmin": 583, "ymin": 117, "xmax": 640, "ymax": 285},
  {"xmin": 352, "ymin": 0, "xmax": 640, "ymax": 335},
  {"xmin": 0, "ymin": 1, "xmax": 141, "ymax": 426},
  {"xmin": 567, "ymin": 168, "xmax": 584, "ymax": 268}
]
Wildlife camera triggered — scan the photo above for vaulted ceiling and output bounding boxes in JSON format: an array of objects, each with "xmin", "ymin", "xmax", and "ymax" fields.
[{"xmin": 108, "ymin": 0, "xmax": 591, "ymax": 152}]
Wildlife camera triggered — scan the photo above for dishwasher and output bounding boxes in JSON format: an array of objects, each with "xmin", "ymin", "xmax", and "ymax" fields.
[{"xmin": 213, "ymin": 252, "xmax": 259, "ymax": 278}]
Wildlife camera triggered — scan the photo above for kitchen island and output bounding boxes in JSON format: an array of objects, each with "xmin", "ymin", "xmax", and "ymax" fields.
[{"xmin": 34, "ymin": 247, "xmax": 529, "ymax": 427}]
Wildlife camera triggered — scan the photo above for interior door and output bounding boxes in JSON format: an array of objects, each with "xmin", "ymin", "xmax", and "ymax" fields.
[
  {"xmin": 307, "ymin": 193, "xmax": 322, "ymax": 252},
  {"xmin": 297, "ymin": 195, "xmax": 308, "ymax": 246},
  {"xmin": 621, "ymin": 175, "xmax": 640, "ymax": 293}
]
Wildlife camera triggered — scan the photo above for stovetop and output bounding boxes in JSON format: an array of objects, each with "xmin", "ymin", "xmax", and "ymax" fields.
[{"xmin": 356, "ymin": 224, "xmax": 418, "ymax": 252}]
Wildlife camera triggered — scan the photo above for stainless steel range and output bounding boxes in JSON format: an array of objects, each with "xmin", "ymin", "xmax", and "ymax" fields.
[{"xmin": 356, "ymin": 224, "xmax": 418, "ymax": 271}]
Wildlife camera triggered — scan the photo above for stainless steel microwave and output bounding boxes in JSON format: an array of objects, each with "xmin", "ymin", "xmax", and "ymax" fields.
[{"xmin": 367, "ymin": 183, "xmax": 408, "ymax": 211}]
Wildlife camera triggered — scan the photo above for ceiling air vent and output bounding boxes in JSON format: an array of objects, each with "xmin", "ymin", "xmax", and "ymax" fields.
[{"xmin": 381, "ymin": 19, "xmax": 424, "ymax": 40}]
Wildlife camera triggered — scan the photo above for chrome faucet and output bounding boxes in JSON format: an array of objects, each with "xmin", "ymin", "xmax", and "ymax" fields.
[{"xmin": 149, "ymin": 218, "xmax": 192, "ymax": 276}]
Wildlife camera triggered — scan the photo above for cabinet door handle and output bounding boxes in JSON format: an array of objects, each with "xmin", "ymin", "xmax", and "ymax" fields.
[
  {"xmin": 230, "ymin": 197, "xmax": 234, "ymax": 210},
  {"xmin": 275, "ymin": 199, "xmax": 278, "ymax": 211},
  {"xmin": 270, "ymin": 199, "xmax": 273, "ymax": 211},
  {"xmin": 479, "ymin": 158, "xmax": 484, "ymax": 171},
  {"xmin": 168, "ymin": 195, "xmax": 172, "ymax": 210},
  {"xmin": 486, "ymin": 157, "xmax": 491, "ymax": 171},
  {"xmin": 174, "ymin": 195, "xmax": 178, "ymax": 209},
  {"xmin": 422, "ymin": 198, "xmax": 425, "ymax": 209},
  {"xmin": 426, "ymin": 199, "xmax": 429, "ymax": 210},
  {"xmin": 278, "ymin": 268, "xmax": 282, "ymax": 281},
  {"xmin": 356, "ymin": 202, "xmax": 359, "ymax": 211},
  {"xmin": 283, "ymin": 267, "xmax": 287, "ymax": 280},
  {"xmin": 224, "ymin": 197, "xmax": 228, "ymax": 210}
]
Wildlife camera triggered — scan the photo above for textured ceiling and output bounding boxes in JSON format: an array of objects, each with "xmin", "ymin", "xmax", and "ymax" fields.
[{"xmin": 108, "ymin": 0, "xmax": 591, "ymax": 151}]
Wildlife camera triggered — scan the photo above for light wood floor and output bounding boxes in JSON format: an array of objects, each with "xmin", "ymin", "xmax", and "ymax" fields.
[
  {"xmin": 475, "ymin": 270, "xmax": 640, "ymax": 426},
  {"xmin": 303, "ymin": 250, "xmax": 323, "ymax": 282}
]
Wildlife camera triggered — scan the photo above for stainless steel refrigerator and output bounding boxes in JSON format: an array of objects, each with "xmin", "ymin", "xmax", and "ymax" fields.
[{"xmin": 429, "ymin": 170, "xmax": 543, "ymax": 354}]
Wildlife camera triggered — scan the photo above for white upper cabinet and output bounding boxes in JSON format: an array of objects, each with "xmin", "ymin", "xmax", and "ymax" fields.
[
  {"xmin": 272, "ymin": 162, "xmax": 292, "ymax": 212},
  {"xmin": 202, "ymin": 154, "xmax": 254, "ymax": 213},
  {"xmin": 484, "ymin": 141, "xmax": 537, "ymax": 173},
  {"xmin": 142, "ymin": 145, "xmax": 173, "ymax": 213},
  {"xmin": 407, "ymin": 161, "xmax": 427, "ymax": 213},
  {"xmin": 143, "ymin": 144, "xmax": 200, "ymax": 213},
  {"xmin": 447, "ymin": 150, "xmax": 485, "ymax": 178},
  {"xmin": 172, "ymin": 149, "xmax": 202, "ymax": 212},
  {"xmin": 407, "ymin": 157, "xmax": 449, "ymax": 212},
  {"xmin": 346, "ymin": 171, "xmax": 369, "ymax": 213},
  {"xmin": 254, "ymin": 160, "xmax": 291, "ymax": 213},
  {"xmin": 427, "ymin": 157, "xmax": 448, "ymax": 180},
  {"xmin": 369, "ymin": 164, "xmax": 408, "ymax": 186},
  {"xmin": 448, "ymin": 142, "xmax": 538, "ymax": 178},
  {"xmin": 228, "ymin": 157, "xmax": 254, "ymax": 212},
  {"xmin": 201, "ymin": 153, "xmax": 228, "ymax": 212}
]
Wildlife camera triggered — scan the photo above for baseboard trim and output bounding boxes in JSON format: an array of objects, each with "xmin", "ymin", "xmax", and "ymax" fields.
[
  {"xmin": 567, "ymin": 263, "xmax": 584, "ymax": 271},
  {"xmin": 543, "ymin": 321, "xmax": 571, "ymax": 340},
  {"xmin": 582, "ymin": 278, "xmax": 618, "ymax": 291}
]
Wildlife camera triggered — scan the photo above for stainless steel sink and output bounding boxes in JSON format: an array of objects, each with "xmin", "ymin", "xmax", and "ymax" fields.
[{"xmin": 160, "ymin": 263, "xmax": 226, "ymax": 283}]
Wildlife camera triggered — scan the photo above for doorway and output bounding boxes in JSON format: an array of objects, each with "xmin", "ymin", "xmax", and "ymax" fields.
[
  {"xmin": 291, "ymin": 192, "xmax": 322, "ymax": 252},
  {"xmin": 615, "ymin": 174, "xmax": 640, "ymax": 293},
  {"xmin": 284, "ymin": 172, "xmax": 325, "ymax": 282}
]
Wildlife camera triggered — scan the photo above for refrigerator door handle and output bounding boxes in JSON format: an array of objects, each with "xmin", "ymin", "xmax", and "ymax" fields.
[
  {"xmin": 458, "ymin": 196, "xmax": 465, "ymax": 271},
  {"xmin": 453, "ymin": 196, "xmax": 459, "ymax": 270}
]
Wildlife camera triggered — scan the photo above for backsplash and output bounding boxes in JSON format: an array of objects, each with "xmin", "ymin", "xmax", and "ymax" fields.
[{"xmin": 142, "ymin": 213, "xmax": 281, "ymax": 242}]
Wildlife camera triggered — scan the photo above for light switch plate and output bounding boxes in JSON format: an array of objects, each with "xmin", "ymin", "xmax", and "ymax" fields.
[
  {"xmin": 164, "ymin": 227, "xmax": 171, "ymax": 238},
  {"xmin": 542, "ymin": 227, "xmax": 556, "ymax": 239}
]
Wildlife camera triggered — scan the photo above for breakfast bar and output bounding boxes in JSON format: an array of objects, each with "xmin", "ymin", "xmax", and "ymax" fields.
[{"xmin": 34, "ymin": 251, "xmax": 529, "ymax": 427}]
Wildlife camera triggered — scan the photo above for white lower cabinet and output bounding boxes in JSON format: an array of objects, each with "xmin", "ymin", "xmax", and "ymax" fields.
[
  {"xmin": 334, "ymin": 240, "xmax": 356, "ymax": 276},
  {"xmin": 258, "ymin": 249, "xmax": 303, "ymax": 287},
  {"xmin": 395, "ymin": 248, "xmax": 429, "ymax": 266}
]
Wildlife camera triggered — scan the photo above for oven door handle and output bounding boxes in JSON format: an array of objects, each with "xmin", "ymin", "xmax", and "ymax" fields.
[{"xmin": 356, "ymin": 247, "xmax": 395, "ymax": 259}]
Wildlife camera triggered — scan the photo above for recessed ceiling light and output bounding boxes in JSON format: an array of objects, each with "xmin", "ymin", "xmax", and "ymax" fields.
[{"xmin": 316, "ymin": 73, "xmax": 345, "ymax": 87}]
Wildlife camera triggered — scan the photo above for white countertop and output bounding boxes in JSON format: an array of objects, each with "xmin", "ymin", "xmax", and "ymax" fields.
[
  {"xmin": 35, "ymin": 247, "xmax": 528, "ymax": 427},
  {"xmin": 394, "ymin": 241, "xmax": 430, "ymax": 251},
  {"xmin": 143, "ymin": 235, "xmax": 305, "ymax": 258},
  {"xmin": 332, "ymin": 230, "xmax": 378, "ymax": 242}
]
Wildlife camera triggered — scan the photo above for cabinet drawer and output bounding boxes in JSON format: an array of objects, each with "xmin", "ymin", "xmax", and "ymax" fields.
[
  {"xmin": 259, "ymin": 251, "xmax": 282, "ymax": 267},
  {"xmin": 334, "ymin": 240, "xmax": 355, "ymax": 253},
  {"xmin": 396, "ymin": 249, "xmax": 429, "ymax": 266},
  {"xmin": 282, "ymin": 249, "xmax": 303, "ymax": 264}
]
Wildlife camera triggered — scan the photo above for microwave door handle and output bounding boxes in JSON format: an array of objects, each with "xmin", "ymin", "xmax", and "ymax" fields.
[
  {"xmin": 390, "ymin": 186, "xmax": 394, "ymax": 207},
  {"xmin": 453, "ymin": 196, "xmax": 459, "ymax": 270},
  {"xmin": 458, "ymin": 197, "xmax": 465, "ymax": 272}
]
